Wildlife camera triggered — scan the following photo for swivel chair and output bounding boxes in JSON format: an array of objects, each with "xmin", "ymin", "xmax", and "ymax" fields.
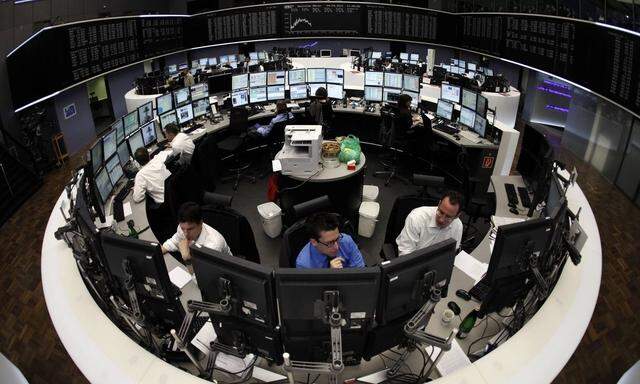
[
  {"xmin": 191, "ymin": 134, "xmax": 220, "ymax": 192},
  {"xmin": 457, "ymin": 151, "xmax": 491, "ymax": 249},
  {"xmin": 218, "ymin": 107, "xmax": 256, "ymax": 191},
  {"xmin": 373, "ymin": 108, "xmax": 411, "ymax": 186},
  {"xmin": 201, "ymin": 202, "xmax": 261, "ymax": 264}
]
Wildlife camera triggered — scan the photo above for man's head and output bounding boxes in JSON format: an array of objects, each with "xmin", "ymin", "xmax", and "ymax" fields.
[
  {"xmin": 276, "ymin": 100, "xmax": 288, "ymax": 114},
  {"xmin": 435, "ymin": 191, "xmax": 462, "ymax": 228},
  {"xmin": 134, "ymin": 147, "xmax": 150, "ymax": 166},
  {"xmin": 306, "ymin": 213, "xmax": 341, "ymax": 258},
  {"xmin": 164, "ymin": 123, "xmax": 180, "ymax": 141},
  {"xmin": 315, "ymin": 87, "xmax": 328, "ymax": 100},
  {"xmin": 181, "ymin": 69, "xmax": 188, "ymax": 76},
  {"xmin": 177, "ymin": 202, "xmax": 203, "ymax": 241},
  {"xmin": 398, "ymin": 94, "xmax": 412, "ymax": 110}
]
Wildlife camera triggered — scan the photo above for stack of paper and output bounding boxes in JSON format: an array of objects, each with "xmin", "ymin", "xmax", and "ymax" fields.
[
  {"xmin": 430, "ymin": 339, "xmax": 472, "ymax": 376},
  {"xmin": 454, "ymin": 250, "xmax": 488, "ymax": 284}
]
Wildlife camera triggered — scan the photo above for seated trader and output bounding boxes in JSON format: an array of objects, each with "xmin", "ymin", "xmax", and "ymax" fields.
[
  {"xmin": 308, "ymin": 87, "xmax": 334, "ymax": 127},
  {"xmin": 396, "ymin": 191, "xmax": 464, "ymax": 255},
  {"xmin": 248, "ymin": 100, "xmax": 294, "ymax": 138},
  {"xmin": 161, "ymin": 202, "xmax": 232, "ymax": 262},
  {"xmin": 296, "ymin": 213, "xmax": 365, "ymax": 269},
  {"xmin": 132, "ymin": 148, "xmax": 171, "ymax": 204},
  {"xmin": 164, "ymin": 123, "xmax": 195, "ymax": 157}
]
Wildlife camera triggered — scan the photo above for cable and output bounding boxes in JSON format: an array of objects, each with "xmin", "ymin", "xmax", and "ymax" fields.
[{"xmin": 277, "ymin": 164, "xmax": 324, "ymax": 194}]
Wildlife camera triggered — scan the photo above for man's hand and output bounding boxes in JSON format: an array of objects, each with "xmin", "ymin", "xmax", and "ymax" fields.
[
  {"xmin": 179, "ymin": 239, "xmax": 191, "ymax": 261},
  {"xmin": 329, "ymin": 257, "xmax": 344, "ymax": 269}
]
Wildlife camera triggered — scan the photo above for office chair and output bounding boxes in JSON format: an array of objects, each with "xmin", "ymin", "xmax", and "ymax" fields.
[
  {"xmin": 191, "ymin": 134, "xmax": 220, "ymax": 192},
  {"xmin": 457, "ymin": 151, "xmax": 491, "ymax": 249},
  {"xmin": 420, "ymin": 113, "xmax": 447, "ymax": 171},
  {"xmin": 373, "ymin": 109, "xmax": 411, "ymax": 186},
  {"xmin": 202, "ymin": 191, "xmax": 233, "ymax": 207},
  {"xmin": 257, "ymin": 111, "xmax": 294, "ymax": 178},
  {"xmin": 218, "ymin": 107, "xmax": 256, "ymax": 191},
  {"xmin": 200, "ymin": 204, "xmax": 260, "ymax": 264},
  {"xmin": 164, "ymin": 157, "xmax": 204, "ymax": 223}
]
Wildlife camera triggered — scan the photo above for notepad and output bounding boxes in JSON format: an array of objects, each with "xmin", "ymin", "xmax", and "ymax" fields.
[
  {"xmin": 430, "ymin": 339, "xmax": 472, "ymax": 376},
  {"xmin": 168, "ymin": 267, "xmax": 192, "ymax": 289},
  {"xmin": 454, "ymin": 250, "xmax": 488, "ymax": 284}
]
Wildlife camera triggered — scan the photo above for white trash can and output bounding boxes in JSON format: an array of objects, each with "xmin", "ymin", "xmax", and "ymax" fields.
[
  {"xmin": 257, "ymin": 202, "xmax": 283, "ymax": 238},
  {"xmin": 358, "ymin": 201, "xmax": 380, "ymax": 238},
  {"xmin": 362, "ymin": 185, "xmax": 379, "ymax": 202}
]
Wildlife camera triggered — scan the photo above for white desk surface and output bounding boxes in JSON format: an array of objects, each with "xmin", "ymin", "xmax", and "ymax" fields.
[{"xmin": 280, "ymin": 152, "xmax": 366, "ymax": 182}]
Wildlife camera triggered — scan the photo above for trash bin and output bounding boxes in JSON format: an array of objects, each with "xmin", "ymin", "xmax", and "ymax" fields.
[
  {"xmin": 358, "ymin": 201, "xmax": 380, "ymax": 238},
  {"xmin": 362, "ymin": 185, "xmax": 379, "ymax": 202},
  {"xmin": 257, "ymin": 202, "xmax": 283, "ymax": 238}
]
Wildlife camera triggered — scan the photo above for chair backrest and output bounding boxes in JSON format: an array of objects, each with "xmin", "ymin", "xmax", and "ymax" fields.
[
  {"xmin": 379, "ymin": 109, "xmax": 396, "ymax": 146},
  {"xmin": 382, "ymin": 195, "xmax": 440, "ymax": 256},
  {"xmin": 291, "ymin": 195, "xmax": 332, "ymax": 222},
  {"xmin": 191, "ymin": 134, "xmax": 220, "ymax": 191},
  {"xmin": 421, "ymin": 113, "xmax": 434, "ymax": 142},
  {"xmin": 269, "ymin": 113, "xmax": 293, "ymax": 143},
  {"xmin": 229, "ymin": 107, "xmax": 249, "ymax": 136},
  {"xmin": 201, "ymin": 206, "xmax": 260, "ymax": 264},
  {"xmin": 164, "ymin": 167, "xmax": 204, "ymax": 222},
  {"xmin": 280, "ymin": 219, "xmax": 310, "ymax": 267}
]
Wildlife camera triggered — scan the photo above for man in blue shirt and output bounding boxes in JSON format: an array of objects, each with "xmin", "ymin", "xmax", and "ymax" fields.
[
  {"xmin": 248, "ymin": 100, "xmax": 294, "ymax": 138},
  {"xmin": 296, "ymin": 213, "xmax": 365, "ymax": 269}
]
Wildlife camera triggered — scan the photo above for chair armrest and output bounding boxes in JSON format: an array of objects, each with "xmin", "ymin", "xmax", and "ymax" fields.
[{"xmin": 380, "ymin": 243, "xmax": 399, "ymax": 261}]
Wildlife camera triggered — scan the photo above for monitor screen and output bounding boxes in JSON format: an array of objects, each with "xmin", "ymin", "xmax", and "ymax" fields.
[
  {"xmin": 485, "ymin": 68, "xmax": 494, "ymax": 76},
  {"xmin": 468, "ymin": 62, "xmax": 477, "ymax": 71},
  {"xmin": 112, "ymin": 119, "xmax": 125, "ymax": 144},
  {"xmin": 410, "ymin": 53, "xmax": 419, "ymax": 61},
  {"xmin": 383, "ymin": 88, "xmax": 401, "ymax": 102},
  {"xmin": 308, "ymin": 83, "xmax": 327, "ymax": 98},
  {"xmin": 105, "ymin": 154, "xmax": 124, "ymax": 185},
  {"xmin": 123, "ymin": 111, "xmax": 139, "ymax": 136},
  {"xmin": 399, "ymin": 52, "xmax": 409, "ymax": 60},
  {"xmin": 137, "ymin": 102, "xmax": 153, "ymax": 125},
  {"xmin": 116, "ymin": 142, "xmax": 130, "ymax": 167},
  {"xmin": 267, "ymin": 71, "xmax": 285, "ymax": 86},
  {"xmin": 176, "ymin": 104, "xmax": 194, "ymax": 124},
  {"xmin": 231, "ymin": 89, "xmax": 249, "ymax": 107},
  {"xmin": 190, "ymin": 83, "xmax": 209, "ymax": 100},
  {"xmin": 249, "ymin": 87, "xmax": 267, "ymax": 103},
  {"xmin": 95, "ymin": 167, "xmax": 113, "ymax": 204},
  {"xmin": 326, "ymin": 69, "xmax": 344, "ymax": 84},
  {"xmin": 159, "ymin": 111, "xmax": 177, "ymax": 129},
  {"xmin": 384, "ymin": 73, "xmax": 403, "ymax": 88},
  {"xmin": 208, "ymin": 73, "xmax": 232, "ymax": 94},
  {"xmin": 140, "ymin": 122, "xmax": 157, "ymax": 147},
  {"xmin": 249, "ymin": 72, "xmax": 267, "ymax": 87},
  {"xmin": 258, "ymin": 51, "xmax": 266, "ymax": 60},
  {"xmin": 365, "ymin": 71, "xmax": 384, "ymax": 87},
  {"xmin": 401, "ymin": 90, "xmax": 419, "ymax": 107},
  {"xmin": 476, "ymin": 94, "xmax": 488, "ymax": 117},
  {"xmin": 228, "ymin": 54, "xmax": 237, "ymax": 63},
  {"xmin": 192, "ymin": 99, "xmax": 209, "ymax": 118},
  {"xmin": 436, "ymin": 99, "xmax": 454, "ymax": 120},
  {"xmin": 403, "ymin": 75, "xmax": 420, "ymax": 92},
  {"xmin": 199, "ymin": 58, "xmax": 208, "ymax": 67},
  {"xmin": 173, "ymin": 87, "xmax": 190, "ymax": 107},
  {"xmin": 127, "ymin": 129, "xmax": 144, "ymax": 154},
  {"xmin": 220, "ymin": 55, "xmax": 229, "ymax": 64},
  {"xmin": 306, "ymin": 68, "xmax": 326, "ymax": 83},
  {"xmin": 319, "ymin": 49, "xmax": 331, "ymax": 57},
  {"xmin": 451, "ymin": 59, "xmax": 458, "ymax": 66},
  {"xmin": 461, "ymin": 88, "xmax": 477, "ymax": 111},
  {"xmin": 267, "ymin": 85, "xmax": 285, "ymax": 101},
  {"xmin": 459, "ymin": 60, "xmax": 466, "ymax": 69},
  {"xmin": 288, "ymin": 69, "xmax": 306, "ymax": 85},
  {"xmin": 349, "ymin": 49, "xmax": 360, "ymax": 57},
  {"xmin": 208, "ymin": 57, "xmax": 217, "ymax": 66},
  {"xmin": 474, "ymin": 114, "xmax": 487, "ymax": 137},
  {"xmin": 156, "ymin": 94, "xmax": 173, "ymax": 115},
  {"xmin": 327, "ymin": 83, "xmax": 343, "ymax": 99},
  {"xmin": 371, "ymin": 51, "xmax": 382, "ymax": 59},
  {"xmin": 102, "ymin": 129, "xmax": 117, "ymax": 160},
  {"xmin": 443, "ymin": 64, "xmax": 451, "ymax": 72},
  {"xmin": 441, "ymin": 83, "xmax": 461, "ymax": 104},
  {"xmin": 168, "ymin": 64, "xmax": 177, "ymax": 74},
  {"xmin": 459, "ymin": 106, "xmax": 476, "ymax": 128},
  {"xmin": 232, "ymin": 74, "xmax": 248, "ymax": 90},
  {"xmin": 249, "ymin": 52, "xmax": 258, "ymax": 60},
  {"xmin": 289, "ymin": 84, "xmax": 308, "ymax": 100},
  {"xmin": 191, "ymin": 59, "xmax": 199, "ymax": 69},
  {"xmin": 364, "ymin": 86, "xmax": 383, "ymax": 102},
  {"xmin": 90, "ymin": 141, "xmax": 103, "ymax": 174}
]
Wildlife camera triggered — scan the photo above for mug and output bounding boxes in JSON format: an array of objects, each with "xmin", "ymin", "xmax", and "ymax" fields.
[{"xmin": 442, "ymin": 309, "xmax": 455, "ymax": 324}]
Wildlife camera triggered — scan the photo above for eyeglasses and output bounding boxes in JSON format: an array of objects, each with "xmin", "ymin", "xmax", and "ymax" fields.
[
  {"xmin": 436, "ymin": 206, "xmax": 458, "ymax": 222},
  {"xmin": 317, "ymin": 233, "xmax": 343, "ymax": 248}
]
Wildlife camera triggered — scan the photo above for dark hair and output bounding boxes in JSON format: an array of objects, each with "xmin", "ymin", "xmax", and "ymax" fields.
[
  {"xmin": 276, "ymin": 100, "xmax": 288, "ymax": 114},
  {"xmin": 305, "ymin": 212, "xmax": 339, "ymax": 240},
  {"xmin": 177, "ymin": 202, "xmax": 202, "ymax": 224},
  {"xmin": 315, "ymin": 87, "xmax": 328, "ymax": 98},
  {"xmin": 134, "ymin": 147, "xmax": 150, "ymax": 166},
  {"xmin": 441, "ymin": 190, "xmax": 463, "ymax": 211},
  {"xmin": 398, "ymin": 94, "xmax": 412, "ymax": 110},
  {"xmin": 165, "ymin": 123, "xmax": 179, "ymax": 136}
]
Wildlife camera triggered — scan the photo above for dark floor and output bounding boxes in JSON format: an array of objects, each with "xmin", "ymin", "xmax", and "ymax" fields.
[{"xmin": 0, "ymin": 128, "xmax": 638, "ymax": 384}]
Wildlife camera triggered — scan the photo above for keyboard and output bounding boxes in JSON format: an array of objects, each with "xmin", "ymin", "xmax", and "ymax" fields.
[
  {"xmin": 434, "ymin": 124, "xmax": 459, "ymax": 135},
  {"xmin": 469, "ymin": 279, "xmax": 491, "ymax": 301},
  {"xmin": 504, "ymin": 183, "xmax": 518, "ymax": 206},
  {"xmin": 518, "ymin": 186, "xmax": 532, "ymax": 208},
  {"xmin": 458, "ymin": 130, "xmax": 481, "ymax": 142}
]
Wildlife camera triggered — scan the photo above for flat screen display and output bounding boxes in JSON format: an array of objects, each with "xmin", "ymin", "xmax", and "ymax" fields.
[
  {"xmin": 267, "ymin": 85, "xmax": 285, "ymax": 101},
  {"xmin": 461, "ymin": 88, "xmax": 477, "ymax": 111},
  {"xmin": 383, "ymin": 88, "xmax": 401, "ymax": 102},
  {"xmin": 474, "ymin": 114, "xmax": 487, "ymax": 137},
  {"xmin": 190, "ymin": 83, "xmax": 209, "ymax": 100},
  {"xmin": 327, "ymin": 84, "xmax": 343, "ymax": 99},
  {"xmin": 371, "ymin": 52, "xmax": 382, "ymax": 59},
  {"xmin": 127, "ymin": 129, "xmax": 144, "ymax": 154},
  {"xmin": 289, "ymin": 84, "xmax": 307, "ymax": 100},
  {"xmin": 267, "ymin": 71, "xmax": 285, "ymax": 85},
  {"xmin": 90, "ymin": 141, "xmax": 103, "ymax": 174},
  {"xmin": 459, "ymin": 106, "xmax": 476, "ymax": 128},
  {"xmin": 308, "ymin": 83, "xmax": 327, "ymax": 97},
  {"xmin": 403, "ymin": 75, "xmax": 420, "ymax": 92},
  {"xmin": 199, "ymin": 58, "xmax": 208, "ymax": 66},
  {"xmin": 232, "ymin": 74, "xmax": 248, "ymax": 90},
  {"xmin": 112, "ymin": 119, "xmax": 125, "ymax": 144},
  {"xmin": 476, "ymin": 94, "xmax": 488, "ymax": 117},
  {"xmin": 307, "ymin": 68, "xmax": 326, "ymax": 83},
  {"xmin": 410, "ymin": 53, "xmax": 419, "ymax": 61},
  {"xmin": 250, "ymin": 72, "xmax": 267, "ymax": 87},
  {"xmin": 249, "ymin": 87, "xmax": 267, "ymax": 103},
  {"xmin": 401, "ymin": 90, "xmax": 419, "ymax": 107},
  {"xmin": 141, "ymin": 122, "xmax": 157, "ymax": 146},
  {"xmin": 156, "ymin": 94, "xmax": 173, "ymax": 115},
  {"xmin": 137, "ymin": 102, "xmax": 153, "ymax": 125},
  {"xmin": 95, "ymin": 167, "xmax": 113, "ymax": 204},
  {"xmin": 208, "ymin": 58, "xmax": 217, "ymax": 66},
  {"xmin": 400, "ymin": 52, "xmax": 409, "ymax": 60},
  {"xmin": 102, "ymin": 129, "xmax": 117, "ymax": 160},
  {"xmin": 326, "ymin": 69, "xmax": 344, "ymax": 84},
  {"xmin": 468, "ymin": 62, "xmax": 477, "ymax": 71},
  {"xmin": 436, "ymin": 99, "xmax": 454, "ymax": 120},
  {"xmin": 105, "ymin": 154, "xmax": 124, "ymax": 185},
  {"xmin": 168, "ymin": 64, "xmax": 177, "ymax": 74},
  {"xmin": 176, "ymin": 104, "xmax": 194, "ymax": 124},
  {"xmin": 116, "ymin": 142, "xmax": 130, "ymax": 167},
  {"xmin": 365, "ymin": 71, "xmax": 384, "ymax": 86},
  {"xmin": 159, "ymin": 111, "xmax": 177, "ymax": 129},
  {"xmin": 384, "ymin": 73, "xmax": 403, "ymax": 88},
  {"xmin": 192, "ymin": 98, "xmax": 209, "ymax": 118},
  {"xmin": 288, "ymin": 69, "xmax": 306, "ymax": 85},
  {"xmin": 231, "ymin": 89, "xmax": 249, "ymax": 107},
  {"xmin": 441, "ymin": 83, "xmax": 461, "ymax": 104},
  {"xmin": 249, "ymin": 52, "xmax": 258, "ymax": 60},
  {"xmin": 123, "ymin": 111, "xmax": 139, "ymax": 136},
  {"xmin": 173, "ymin": 87, "xmax": 190, "ymax": 107},
  {"xmin": 364, "ymin": 86, "xmax": 382, "ymax": 102}
]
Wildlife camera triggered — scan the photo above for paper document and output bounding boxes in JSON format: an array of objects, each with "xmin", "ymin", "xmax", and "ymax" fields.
[
  {"xmin": 430, "ymin": 339, "xmax": 472, "ymax": 376},
  {"xmin": 191, "ymin": 319, "xmax": 216, "ymax": 354},
  {"xmin": 454, "ymin": 250, "xmax": 488, "ymax": 284},
  {"xmin": 122, "ymin": 202, "xmax": 133, "ymax": 218},
  {"xmin": 491, "ymin": 215, "xmax": 525, "ymax": 228},
  {"xmin": 190, "ymin": 128, "xmax": 206, "ymax": 135},
  {"xmin": 272, "ymin": 159, "xmax": 282, "ymax": 172},
  {"xmin": 168, "ymin": 267, "xmax": 192, "ymax": 289}
]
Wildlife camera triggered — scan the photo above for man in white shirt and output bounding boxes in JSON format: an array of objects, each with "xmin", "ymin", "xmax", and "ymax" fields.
[
  {"xmin": 164, "ymin": 123, "xmax": 195, "ymax": 157},
  {"xmin": 132, "ymin": 147, "xmax": 172, "ymax": 204},
  {"xmin": 161, "ymin": 202, "xmax": 232, "ymax": 262},
  {"xmin": 396, "ymin": 191, "xmax": 464, "ymax": 256}
]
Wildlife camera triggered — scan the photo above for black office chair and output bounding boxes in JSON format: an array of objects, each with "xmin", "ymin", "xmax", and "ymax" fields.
[
  {"xmin": 201, "ymin": 204, "xmax": 261, "ymax": 264},
  {"xmin": 373, "ymin": 109, "xmax": 411, "ymax": 186},
  {"xmin": 218, "ymin": 107, "xmax": 256, "ymax": 190},
  {"xmin": 191, "ymin": 133, "xmax": 220, "ymax": 192},
  {"xmin": 164, "ymin": 158, "xmax": 204, "ymax": 223},
  {"xmin": 258, "ymin": 112, "xmax": 294, "ymax": 178},
  {"xmin": 420, "ymin": 113, "xmax": 447, "ymax": 171},
  {"xmin": 202, "ymin": 191, "xmax": 233, "ymax": 208},
  {"xmin": 457, "ymin": 152, "xmax": 492, "ymax": 249}
]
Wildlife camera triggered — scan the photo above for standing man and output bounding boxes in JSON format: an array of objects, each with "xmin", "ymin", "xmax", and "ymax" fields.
[
  {"xmin": 182, "ymin": 68, "xmax": 195, "ymax": 87},
  {"xmin": 132, "ymin": 148, "xmax": 171, "ymax": 204}
]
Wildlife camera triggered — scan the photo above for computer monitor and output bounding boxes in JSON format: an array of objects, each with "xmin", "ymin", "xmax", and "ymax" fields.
[
  {"xmin": 258, "ymin": 51, "xmax": 266, "ymax": 60},
  {"xmin": 208, "ymin": 57, "xmax": 217, "ymax": 66},
  {"xmin": 137, "ymin": 102, "xmax": 153, "ymax": 125},
  {"xmin": 90, "ymin": 141, "xmax": 103, "ymax": 174},
  {"xmin": 267, "ymin": 71, "xmax": 286, "ymax": 86},
  {"xmin": 94, "ymin": 167, "xmax": 112, "ymax": 204},
  {"xmin": 371, "ymin": 51, "xmax": 382, "ymax": 59},
  {"xmin": 127, "ymin": 129, "xmax": 145, "ymax": 154},
  {"xmin": 443, "ymin": 64, "xmax": 451, "ymax": 73},
  {"xmin": 440, "ymin": 83, "xmax": 461, "ymax": 104},
  {"xmin": 459, "ymin": 60, "xmax": 466, "ymax": 69},
  {"xmin": 116, "ymin": 142, "xmax": 130, "ymax": 167},
  {"xmin": 365, "ymin": 71, "xmax": 384, "ymax": 87},
  {"xmin": 275, "ymin": 267, "xmax": 380, "ymax": 363},
  {"xmin": 102, "ymin": 129, "xmax": 117, "ymax": 160},
  {"xmin": 176, "ymin": 104, "xmax": 194, "ymax": 124},
  {"xmin": 208, "ymin": 73, "xmax": 232, "ymax": 94},
  {"xmin": 436, "ymin": 99, "xmax": 454, "ymax": 120},
  {"xmin": 249, "ymin": 72, "xmax": 267, "ymax": 87},
  {"xmin": 249, "ymin": 52, "xmax": 258, "ymax": 60},
  {"xmin": 189, "ymin": 68, "xmax": 198, "ymax": 76},
  {"xmin": 288, "ymin": 69, "xmax": 306, "ymax": 85},
  {"xmin": 159, "ymin": 111, "xmax": 177, "ymax": 130},
  {"xmin": 191, "ymin": 59, "xmax": 199, "ymax": 69},
  {"xmin": 517, "ymin": 125, "xmax": 552, "ymax": 191},
  {"xmin": 383, "ymin": 88, "xmax": 401, "ymax": 103},
  {"xmin": 403, "ymin": 74, "xmax": 420, "ymax": 92},
  {"xmin": 476, "ymin": 94, "xmax": 488, "ymax": 117},
  {"xmin": 459, "ymin": 106, "xmax": 476, "ymax": 128},
  {"xmin": 140, "ymin": 122, "xmax": 157, "ymax": 147},
  {"xmin": 326, "ymin": 69, "xmax": 344, "ymax": 84},
  {"xmin": 308, "ymin": 83, "xmax": 327, "ymax": 98},
  {"xmin": 474, "ymin": 114, "xmax": 487, "ymax": 137},
  {"xmin": 220, "ymin": 55, "xmax": 229, "ymax": 64},
  {"xmin": 461, "ymin": 88, "xmax": 477, "ymax": 111},
  {"xmin": 199, "ymin": 58, "xmax": 208, "ymax": 67},
  {"xmin": 101, "ymin": 233, "xmax": 185, "ymax": 333},
  {"xmin": 123, "ymin": 110, "xmax": 139, "ymax": 136},
  {"xmin": 231, "ymin": 89, "xmax": 249, "ymax": 107},
  {"xmin": 383, "ymin": 73, "xmax": 403, "ymax": 89},
  {"xmin": 190, "ymin": 83, "xmax": 209, "ymax": 101},
  {"xmin": 173, "ymin": 87, "xmax": 191, "ymax": 108},
  {"xmin": 306, "ymin": 68, "xmax": 326, "ymax": 83},
  {"xmin": 468, "ymin": 62, "xmax": 477, "ymax": 71},
  {"xmin": 192, "ymin": 98, "xmax": 209, "ymax": 118},
  {"xmin": 364, "ymin": 86, "xmax": 383, "ymax": 102},
  {"xmin": 401, "ymin": 90, "xmax": 419, "ymax": 107},
  {"xmin": 410, "ymin": 53, "xmax": 419, "ymax": 62},
  {"xmin": 485, "ymin": 68, "xmax": 494, "ymax": 76},
  {"xmin": 168, "ymin": 64, "xmax": 177, "ymax": 74},
  {"xmin": 228, "ymin": 54, "xmax": 237, "ymax": 63},
  {"xmin": 267, "ymin": 85, "xmax": 285, "ymax": 101},
  {"xmin": 319, "ymin": 49, "xmax": 331, "ymax": 57},
  {"xmin": 289, "ymin": 84, "xmax": 308, "ymax": 100},
  {"xmin": 112, "ymin": 119, "xmax": 125, "ymax": 144},
  {"xmin": 105, "ymin": 153, "xmax": 124, "ymax": 185},
  {"xmin": 326, "ymin": 83, "xmax": 343, "ymax": 99},
  {"xmin": 156, "ymin": 94, "xmax": 173, "ymax": 115},
  {"xmin": 349, "ymin": 49, "xmax": 360, "ymax": 57},
  {"xmin": 249, "ymin": 87, "xmax": 267, "ymax": 103},
  {"xmin": 231, "ymin": 74, "xmax": 248, "ymax": 90},
  {"xmin": 399, "ymin": 52, "xmax": 409, "ymax": 61}
]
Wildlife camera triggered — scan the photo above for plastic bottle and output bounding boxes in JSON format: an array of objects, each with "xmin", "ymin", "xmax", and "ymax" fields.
[{"xmin": 456, "ymin": 309, "xmax": 479, "ymax": 339}]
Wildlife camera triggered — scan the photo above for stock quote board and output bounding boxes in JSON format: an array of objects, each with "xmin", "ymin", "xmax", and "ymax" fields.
[{"xmin": 7, "ymin": 3, "xmax": 640, "ymax": 118}]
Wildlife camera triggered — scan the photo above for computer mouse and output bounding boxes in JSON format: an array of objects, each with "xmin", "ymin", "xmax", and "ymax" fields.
[
  {"xmin": 454, "ymin": 134, "xmax": 460, "ymax": 141},
  {"xmin": 455, "ymin": 289, "xmax": 471, "ymax": 301},
  {"xmin": 509, "ymin": 207, "xmax": 519, "ymax": 215},
  {"xmin": 447, "ymin": 301, "xmax": 461, "ymax": 316}
]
